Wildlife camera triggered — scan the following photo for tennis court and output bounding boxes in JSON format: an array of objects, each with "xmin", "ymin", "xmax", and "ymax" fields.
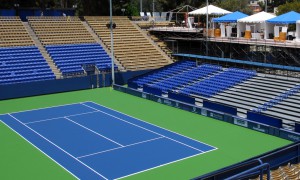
[{"xmin": 0, "ymin": 101, "xmax": 216, "ymax": 180}]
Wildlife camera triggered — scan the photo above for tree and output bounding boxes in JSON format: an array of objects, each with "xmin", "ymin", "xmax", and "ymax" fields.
[
  {"xmin": 215, "ymin": 0, "xmax": 253, "ymax": 15},
  {"xmin": 276, "ymin": 0, "xmax": 300, "ymax": 15}
]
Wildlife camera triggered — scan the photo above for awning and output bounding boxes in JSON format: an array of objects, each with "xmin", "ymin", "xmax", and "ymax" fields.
[
  {"xmin": 238, "ymin": 11, "xmax": 276, "ymax": 23},
  {"xmin": 188, "ymin": 5, "xmax": 231, "ymax": 15},
  {"xmin": 267, "ymin": 11, "xmax": 300, "ymax": 24},
  {"xmin": 213, "ymin": 11, "xmax": 248, "ymax": 23}
]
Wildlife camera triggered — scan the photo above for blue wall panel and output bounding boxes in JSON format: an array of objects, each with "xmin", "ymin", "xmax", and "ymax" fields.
[
  {"xmin": 0, "ymin": 9, "xmax": 16, "ymax": 16},
  {"xmin": 295, "ymin": 123, "xmax": 300, "ymax": 133},
  {"xmin": 19, "ymin": 9, "xmax": 34, "ymax": 21},
  {"xmin": 115, "ymin": 70, "xmax": 152, "ymax": 85},
  {"xmin": 143, "ymin": 86, "xmax": 162, "ymax": 96},
  {"xmin": 203, "ymin": 100, "xmax": 237, "ymax": 115},
  {"xmin": 168, "ymin": 92, "xmax": 195, "ymax": 105},
  {"xmin": 247, "ymin": 111, "xmax": 282, "ymax": 128},
  {"xmin": 0, "ymin": 76, "xmax": 98, "ymax": 100}
]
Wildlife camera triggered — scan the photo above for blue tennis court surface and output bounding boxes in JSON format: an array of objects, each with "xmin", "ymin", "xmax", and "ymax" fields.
[{"xmin": 0, "ymin": 102, "xmax": 217, "ymax": 180}]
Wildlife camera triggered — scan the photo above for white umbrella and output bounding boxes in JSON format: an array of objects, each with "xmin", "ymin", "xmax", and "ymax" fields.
[{"xmin": 188, "ymin": 5, "xmax": 231, "ymax": 15}]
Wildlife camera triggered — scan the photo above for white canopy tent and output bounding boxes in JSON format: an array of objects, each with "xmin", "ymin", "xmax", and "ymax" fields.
[
  {"xmin": 188, "ymin": 5, "xmax": 231, "ymax": 15},
  {"xmin": 237, "ymin": 11, "xmax": 276, "ymax": 39},
  {"xmin": 188, "ymin": 5, "xmax": 231, "ymax": 36}
]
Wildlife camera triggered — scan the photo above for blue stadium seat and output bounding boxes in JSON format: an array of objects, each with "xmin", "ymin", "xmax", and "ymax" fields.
[
  {"xmin": 45, "ymin": 43, "xmax": 116, "ymax": 74},
  {"xmin": 0, "ymin": 46, "xmax": 55, "ymax": 85}
]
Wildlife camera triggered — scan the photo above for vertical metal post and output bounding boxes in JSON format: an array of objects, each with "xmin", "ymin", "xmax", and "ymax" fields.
[
  {"xmin": 265, "ymin": 0, "xmax": 268, "ymax": 12},
  {"xmin": 109, "ymin": 0, "xmax": 115, "ymax": 85},
  {"xmin": 140, "ymin": 0, "xmax": 142, "ymax": 13},
  {"xmin": 152, "ymin": 0, "xmax": 155, "ymax": 16}
]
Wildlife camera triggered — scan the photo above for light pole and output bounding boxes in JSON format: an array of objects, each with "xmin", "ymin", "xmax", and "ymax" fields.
[
  {"xmin": 109, "ymin": 0, "xmax": 115, "ymax": 85},
  {"xmin": 206, "ymin": 0, "xmax": 209, "ymax": 56},
  {"xmin": 152, "ymin": 0, "xmax": 155, "ymax": 17},
  {"xmin": 265, "ymin": 0, "xmax": 268, "ymax": 12},
  {"xmin": 140, "ymin": 0, "xmax": 143, "ymax": 13}
]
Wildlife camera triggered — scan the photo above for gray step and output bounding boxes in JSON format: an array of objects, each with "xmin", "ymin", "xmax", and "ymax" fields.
[{"xmin": 23, "ymin": 22, "xmax": 62, "ymax": 78}]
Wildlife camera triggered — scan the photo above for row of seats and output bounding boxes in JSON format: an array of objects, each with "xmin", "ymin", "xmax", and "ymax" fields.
[
  {"xmin": 132, "ymin": 61, "xmax": 195, "ymax": 87},
  {"xmin": 149, "ymin": 64, "xmax": 222, "ymax": 93},
  {"xmin": 251, "ymin": 163, "xmax": 300, "ymax": 180},
  {"xmin": 0, "ymin": 16, "xmax": 34, "ymax": 47},
  {"xmin": 27, "ymin": 16, "xmax": 95, "ymax": 45},
  {"xmin": 255, "ymin": 84, "xmax": 300, "ymax": 112},
  {"xmin": 85, "ymin": 16, "xmax": 171, "ymax": 71},
  {"xmin": 0, "ymin": 46, "xmax": 55, "ymax": 85},
  {"xmin": 45, "ymin": 43, "xmax": 116, "ymax": 75},
  {"xmin": 180, "ymin": 68, "xmax": 256, "ymax": 98}
]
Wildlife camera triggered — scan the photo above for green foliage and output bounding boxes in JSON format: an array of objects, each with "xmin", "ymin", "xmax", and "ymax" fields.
[
  {"xmin": 126, "ymin": 1, "xmax": 139, "ymax": 16},
  {"xmin": 215, "ymin": 0, "xmax": 253, "ymax": 15},
  {"xmin": 276, "ymin": 0, "xmax": 300, "ymax": 15},
  {"xmin": 1, "ymin": 0, "xmax": 291, "ymax": 16}
]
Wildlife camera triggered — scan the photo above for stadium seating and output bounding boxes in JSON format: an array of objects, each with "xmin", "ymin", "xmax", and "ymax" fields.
[
  {"xmin": 45, "ymin": 43, "xmax": 116, "ymax": 75},
  {"xmin": 148, "ymin": 64, "xmax": 222, "ymax": 93},
  {"xmin": 132, "ymin": 60, "xmax": 195, "ymax": 87},
  {"xmin": 179, "ymin": 68, "xmax": 256, "ymax": 98},
  {"xmin": 252, "ymin": 163, "xmax": 300, "ymax": 180},
  {"xmin": 131, "ymin": 61, "xmax": 255, "ymax": 98},
  {"xmin": 255, "ymin": 84, "xmax": 300, "ymax": 112},
  {"xmin": 85, "ymin": 16, "xmax": 171, "ymax": 71},
  {"xmin": 0, "ymin": 16, "xmax": 34, "ymax": 47},
  {"xmin": 0, "ymin": 46, "xmax": 55, "ymax": 85},
  {"xmin": 208, "ymin": 74, "xmax": 300, "ymax": 127},
  {"xmin": 27, "ymin": 16, "xmax": 95, "ymax": 45}
]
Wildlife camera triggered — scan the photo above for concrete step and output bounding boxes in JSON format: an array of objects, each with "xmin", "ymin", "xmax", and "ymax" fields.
[
  {"xmin": 81, "ymin": 21, "xmax": 125, "ymax": 71},
  {"xmin": 23, "ymin": 22, "xmax": 62, "ymax": 79}
]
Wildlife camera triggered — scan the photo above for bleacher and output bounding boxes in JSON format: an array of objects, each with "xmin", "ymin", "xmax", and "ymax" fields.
[
  {"xmin": 179, "ymin": 68, "xmax": 256, "ymax": 98},
  {"xmin": 209, "ymin": 74, "xmax": 300, "ymax": 128},
  {"xmin": 251, "ymin": 163, "xmax": 300, "ymax": 180},
  {"xmin": 45, "ymin": 43, "xmax": 115, "ymax": 75},
  {"xmin": 131, "ymin": 61, "xmax": 255, "ymax": 98},
  {"xmin": 132, "ymin": 60, "xmax": 195, "ymax": 87},
  {"xmin": 147, "ymin": 64, "xmax": 222, "ymax": 93},
  {"xmin": 27, "ymin": 16, "xmax": 95, "ymax": 45},
  {"xmin": 0, "ymin": 46, "xmax": 55, "ymax": 85},
  {"xmin": 0, "ymin": 16, "xmax": 55, "ymax": 85},
  {"xmin": 0, "ymin": 16, "xmax": 34, "ymax": 47},
  {"xmin": 129, "ymin": 60, "xmax": 300, "ymax": 130},
  {"xmin": 85, "ymin": 16, "xmax": 171, "ymax": 71}
]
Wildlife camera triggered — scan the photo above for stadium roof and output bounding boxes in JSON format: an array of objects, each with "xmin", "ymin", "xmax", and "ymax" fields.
[{"xmin": 213, "ymin": 11, "xmax": 248, "ymax": 23}]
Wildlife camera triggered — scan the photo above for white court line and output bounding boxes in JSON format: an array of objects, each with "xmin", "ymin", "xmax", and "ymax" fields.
[
  {"xmin": 0, "ymin": 101, "xmax": 90, "ymax": 116},
  {"xmin": 0, "ymin": 121, "xmax": 80, "ymax": 180},
  {"xmin": 81, "ymin": 103, "xmax": 204, "ymax": 153},
  {"xmin": 64, "ymin": 117, "xmax": 124, "ymax": 147},
  {"xmin": 24, "ymin": 110, "xmax": 99, "ymax": 125},
  {"xmin": 7, "ymin": 114, "xmax": 109, "ymax": 180},
  {"xmin": 3, "ymin": 101, "xmax": 218, "ymax": 179},
  {"xmin": 84, "ymin": 101, "xmax": 218, "ymax": 150},
  {"xmin": 77, "ymin": 136, "xmax": 164, "ymax": 159},
  {"xmin": 116, "ymin": 148, "xmax": 217, "ymax": 180}
]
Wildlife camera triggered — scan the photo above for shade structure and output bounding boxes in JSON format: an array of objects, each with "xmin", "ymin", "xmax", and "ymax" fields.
[
  {"xmin": 267, "ymin": 11, "xmax": 300, "ymax": 24},
  {"xmin": 237, "ymin": 11, "xmax": 276, "ymax": 23},
  {"xmin": 188, "ymin": 5, "xmax": 231, "ymax": 15},
  {"xmin": 213, "ymin": 11, "xmax": 248, "ymax": 23}
]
